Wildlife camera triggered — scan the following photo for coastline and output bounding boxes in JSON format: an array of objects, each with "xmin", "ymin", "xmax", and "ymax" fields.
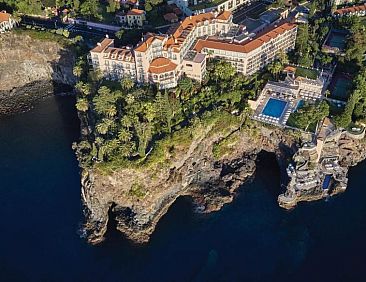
[
  {"xmin": 78, "ymin": 121, "xmax": 366, "ymax": 244},
  {"xmin": 78, "ymin": 125, "xmax": 297, "ymax": 244},
  {"xmin": 0, "ymin": 32, "xmax": 76, "ymax": 115}
]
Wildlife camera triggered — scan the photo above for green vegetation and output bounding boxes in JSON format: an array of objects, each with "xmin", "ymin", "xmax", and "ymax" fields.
[
  {"xmin": 334, "ymin": 69, "xmax": 366, "ymax": 128},
  {"xmin": 295, "ymin": 67, "xmax": 319, "ymax": 80},
  {"xmin": 213, "ymin": 133, "xmax": 239, "ymax": 160},
  {"xmin": 73, "ymin": 60, "xmax": 262, "ymax": 172},
  {"xmin": 13, "ymin": 27, "xmax": 72, "ymax": 46},
  {"xmin": 287, "ymin": 101, "xmax": 330, "ymax": 132},
  {"xmin": 0, "ymin": 0, "xmax": 119, "ymax": 23},
  {"xmin": 129, "ymin": 182, "xmax": 146, "ymax": 198}
]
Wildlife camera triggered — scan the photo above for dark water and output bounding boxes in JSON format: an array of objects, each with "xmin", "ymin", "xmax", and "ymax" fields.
[{"xmin": 1, "ymin": 96, "xmax": 366, "ymax": 282}]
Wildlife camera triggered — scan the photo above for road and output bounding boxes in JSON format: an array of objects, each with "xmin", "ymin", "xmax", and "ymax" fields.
[{"xmin": 21, "ymin": 16, "xmax": 115, "ymax": 39}]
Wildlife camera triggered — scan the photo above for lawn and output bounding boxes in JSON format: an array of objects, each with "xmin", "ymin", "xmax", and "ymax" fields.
[{"xmin": 295, "ymin": 67, "xmax": 319, "ymax": 80}]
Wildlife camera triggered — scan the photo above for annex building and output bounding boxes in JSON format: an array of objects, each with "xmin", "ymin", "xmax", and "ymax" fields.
[{"xmin": 89, "ymin": 10, "xmax": 297, "ymax": 89}]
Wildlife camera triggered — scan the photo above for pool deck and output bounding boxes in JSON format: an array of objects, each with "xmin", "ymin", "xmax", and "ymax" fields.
[
  {"xmin": 250, "ymin": 67, "xmax": 331, "ymax": 128},
  {"xmin": 252, "ymin": 92, "xmax": 300, "ymax": 127}
]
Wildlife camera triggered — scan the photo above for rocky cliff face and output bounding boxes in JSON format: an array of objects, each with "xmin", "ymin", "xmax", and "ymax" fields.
[
  {"xmin": 0, "ymin": 32, "xmax": 76, "ymax": 114},
  {"xmin": 80, "ymin": 125, "xmax": 298, "ymax": 244}
]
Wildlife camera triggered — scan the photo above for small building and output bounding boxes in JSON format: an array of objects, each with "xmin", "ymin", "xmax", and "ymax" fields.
[
  {"xmin": 0, "ymin": 11, "xmax": 16, "ymax": 33},
  {"xmin": 116, "ymin": 9, "xmax": 146, "ymax": 27},
  {"xmin": 164, "ymin": 12, "xmax": 179, "ymax": 23},
  {"xmin": 333, "ymin": 4, "xmax": 366, "ymax": 17}
]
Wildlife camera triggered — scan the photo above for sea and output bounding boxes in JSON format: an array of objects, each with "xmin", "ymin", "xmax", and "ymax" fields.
[{"xmin": 0, "ymin": 96, "xmax": 365, "ymax": 282}]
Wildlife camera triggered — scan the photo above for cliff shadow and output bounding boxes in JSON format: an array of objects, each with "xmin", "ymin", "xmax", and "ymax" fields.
[{"xmin": 49, "ymin": 47, "xmax": 76, "ymax": 95}]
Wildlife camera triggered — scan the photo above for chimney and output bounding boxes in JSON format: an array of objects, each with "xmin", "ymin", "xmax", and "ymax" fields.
[
  {"xmin": 106, "ymin": 34, "xmax": 109, "ymax": 38},
  {"xmin": 97, "ymin": 42, "xmax": 102, "ymax": 47}
]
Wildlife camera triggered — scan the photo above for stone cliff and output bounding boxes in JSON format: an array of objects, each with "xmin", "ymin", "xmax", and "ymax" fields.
[
  {"xmin": 0, "ymin": 32, "xmax": 76, "ymax": 114},
  {"xmin": 79, "ymin": 119, "xmax": 366, "ymax": 244},
  {"xmin": 80, "ymin": 124, "xmax": 298, "ymax": 244}
]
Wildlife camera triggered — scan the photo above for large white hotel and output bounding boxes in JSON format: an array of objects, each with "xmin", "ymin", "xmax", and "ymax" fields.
[{"xmin": 89, "ymin": 10, "xmax": 297, "ymax": 89}]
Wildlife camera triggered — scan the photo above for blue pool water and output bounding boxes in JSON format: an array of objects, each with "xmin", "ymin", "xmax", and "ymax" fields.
[
  {"xmin": 262, "ymin": 98, "xmax": 287, "ymax": 118},
  {"xmin": 296, "ymin": 100, "xmax": 305, "ymax": 110},
  {"xmin": 323, "ymin": 175, "xmax": 332, "ymax": 190}
]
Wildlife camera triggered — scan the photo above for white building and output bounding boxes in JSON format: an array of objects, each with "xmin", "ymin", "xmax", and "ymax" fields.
[
  {"xmin": 0, "ymin": 11, "xmax": 16, "ymax": 33},
  {"xmin": 169, "ymin": 0, "xmax": 254, "ymax": 16},
  {"xmin": 89, "ymin": 11, "xmax": 297, "ymax": 89}
]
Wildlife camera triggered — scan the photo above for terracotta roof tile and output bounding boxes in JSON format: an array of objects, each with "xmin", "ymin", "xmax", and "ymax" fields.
[
  {"xmin": 335, "ymin": 4, "xmax": 366, "ymax": 15},
  {"xmin": 127, "ymin": 9, "xmax": 145, "ymax": 16},
  {"xmin": 216, "ymin": 11, "xmax": 231, "ymax": 21},
  {"xmin": 194, "ymin": 22, "xmax": 296, "ymax": 54},
  {"xmin": 91, "ymin": 38, "xmax": 114, "ymax": 53},
  {"xmin": 0, "ymin": 11, "xmax": 10, "ymax": 23},
  {"xmin": 148, "ymin": 57, "xmax": 177, "ymax": 74}
]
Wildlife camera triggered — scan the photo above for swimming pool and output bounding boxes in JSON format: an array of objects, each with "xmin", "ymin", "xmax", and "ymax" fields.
[
  {"xmin": 323, "ymin": 175, "xmax": 332, "ymax": 190},
  {"xmin": 262, "ymin": 98, "xmax": 287, "ymax": 118},
  {"xmin": 296, "ymin": 100, "xmax": 304, "ymax": 110}
]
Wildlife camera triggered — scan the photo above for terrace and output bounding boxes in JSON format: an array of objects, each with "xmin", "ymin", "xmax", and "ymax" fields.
[
  {"xmin": 251, "ymin": 85, "xmax": 301, "ymax": 127},
  {"xmin": 251, "ymin": 67, "xmax": 327, "ymax": 127}
]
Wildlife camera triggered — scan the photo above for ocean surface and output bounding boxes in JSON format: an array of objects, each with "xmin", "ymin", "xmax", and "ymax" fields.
[{"xmin": 1, "ymin": 96, "xmax": 366, "ymax": 282}]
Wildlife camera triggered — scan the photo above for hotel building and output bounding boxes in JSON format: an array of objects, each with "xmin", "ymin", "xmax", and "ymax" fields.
[{"xmin": 89, "ymin": 10, "xmax": 297, "ymax": 89}]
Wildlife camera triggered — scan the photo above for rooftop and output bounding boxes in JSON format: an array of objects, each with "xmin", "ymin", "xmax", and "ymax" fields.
[
  {"xmin": 127, "ymin": 9, "xmax": 145, "ymax": 16},
  {"xmin": 334, "ymin": 4, "xmax": 366, "ymax": 15},
  {"xmin": 0, "ymin": 11, "xmax": 11, "ymax": 23},
  {"xmin": 91, "ymin": 38, "xmax": 114, "ymax": 53},
  {"xmin": 194, "ymin": 22, "xmax": 296, "ymax": 54},
  {"xmin": 148, "ymin": 57, "xmax": 177, "ymax": 74}
]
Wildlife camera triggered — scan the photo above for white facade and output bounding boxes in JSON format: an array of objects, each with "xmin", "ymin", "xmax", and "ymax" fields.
[
  {"xmin": 169, "ymin": 0, "xmax": 254, "ymax": 16},
  {"xmin": 0, "ymin": 11, "xmax": 16, "ymax": 33}
]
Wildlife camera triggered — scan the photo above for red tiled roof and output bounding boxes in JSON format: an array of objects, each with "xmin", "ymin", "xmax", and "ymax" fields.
[
  {"xmin": 127, "ymin": 9, "xmax": 145, "ymax": 16},
  {"xmin": 335, "ymin": 4, "xmax": 366, "ymax": 15},
  {"xmin": 216, "ymin": 11, "xmax": 231, "ymax": 21},
  {"xmin": 134, "ymin": 33, "xmax": 165, "ymax": 52},
  {"xmin": 0, "ymin": 11, "xmax": 10, "ymax": 23},
  {"xmin": 194, "ymin": 22, "xmax": 296, "ymax": 54},
  {"xmin": 148, "ymin": 57, "xmax": 177, "ymax": 74},
  {"xmin": 91, "ymin": 38, "xmax": 114, "ymax": 53}
]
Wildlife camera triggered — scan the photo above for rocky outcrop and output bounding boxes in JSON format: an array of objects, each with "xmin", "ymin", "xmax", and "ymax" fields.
[
  {"xmin": 0, "ymin": 32, "xmax": 76, "ymax": 114},
  {"xmin": 80, "ymin": 125, "xmax": 298, "ymax": 244}
]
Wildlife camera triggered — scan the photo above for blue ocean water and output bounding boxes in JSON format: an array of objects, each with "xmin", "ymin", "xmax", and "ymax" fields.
[{"xmin": 1, "ymin": 96, "xmax": 366, "ymax": 282}]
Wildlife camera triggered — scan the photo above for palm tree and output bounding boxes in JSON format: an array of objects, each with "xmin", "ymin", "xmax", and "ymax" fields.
[
  {"xmin": 121, "ymin": 77, "xmax": 134, "ymax": 91},
  {"xmin": 96, "ymin": 118, "xmax": 115, "ymax": 135},
  {"xmin": 105, "ymin": 104, "xmax": 117, "ymax": 118},
  {"xmin": 75, "ymin": 98, "xmax": 89, "ymax": 112},
  {"xmin": 73, "ymin": 65, "xmax": 83, "ymax": 80},
  {"xmin": 178, "ymin": 77, "xmax": 194, "ymax": 100},
  {"xmin": 118, "ymin": 128, "xmax": 133, "ymax": 143},
  {"xmin": 76, "ymin": 98, "xmax": 90, "ymax": 135},
  {"xmin": 268, "ymin": 61, "xmax": 282, "ymax": 80},
  {"xmin": 76, "ymin": 82, "xmax": 91, "ymax": 96}
]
